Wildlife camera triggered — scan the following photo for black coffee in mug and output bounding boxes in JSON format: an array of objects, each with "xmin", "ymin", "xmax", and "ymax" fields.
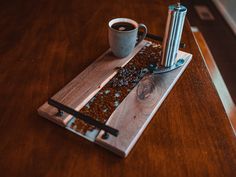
[
  {"xmin": 108, "ymin": 18, "xmax": 147, "ymax": 58},
  {"xmin": 111, "ymin": 22, "xmax": 136, "ymax": 31}
]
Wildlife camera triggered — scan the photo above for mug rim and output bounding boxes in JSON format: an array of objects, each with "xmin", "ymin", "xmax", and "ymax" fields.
[{"xmin": 108, "ymin": 18, "xmax": 138, "ymax": 33}]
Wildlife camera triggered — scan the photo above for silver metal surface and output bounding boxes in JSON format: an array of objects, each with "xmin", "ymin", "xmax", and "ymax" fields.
[
  {"xmin": 152, "ymin": 58, "xmax": 186, "ymax": 74},
  {"xmin": 161, "ymin": 3, "xmax": 187, "ymax": 68}
]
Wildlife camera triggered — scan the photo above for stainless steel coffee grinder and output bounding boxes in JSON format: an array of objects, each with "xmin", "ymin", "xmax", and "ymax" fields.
[{"xmin": 152, "ymin": 3, "xmax": 187, "ymax": 73}]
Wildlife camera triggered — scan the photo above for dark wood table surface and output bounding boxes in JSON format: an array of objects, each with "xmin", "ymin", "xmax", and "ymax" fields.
[{"xmin": 0, "ymin": 0, "xmax": 236, "ymax": 176}]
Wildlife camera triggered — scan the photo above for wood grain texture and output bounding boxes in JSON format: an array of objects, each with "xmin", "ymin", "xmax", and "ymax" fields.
[
  {"xmin": 38, "ymin": 41, "xmax": 147, "ymax": 126},
  {"xmin": 0, "ymin": 0, "xmax": 236, "ymax": 177},
  {"xmin": 192, "ymin": 30, "xmax": 236, "ymax": 135},
  {"xmin": 96, "ymin": 51, "xmax": 192, "ymax": 157}
]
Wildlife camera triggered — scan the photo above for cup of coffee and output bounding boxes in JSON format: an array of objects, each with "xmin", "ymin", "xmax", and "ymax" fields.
[{"xmin": 108, "ymin": 18, "xmax": 147, "ymax": 58}]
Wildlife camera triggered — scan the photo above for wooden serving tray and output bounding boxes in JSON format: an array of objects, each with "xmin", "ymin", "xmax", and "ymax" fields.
[{"xmin": 38, "ymin": 40, "xmax": 192, "ymax": 157}]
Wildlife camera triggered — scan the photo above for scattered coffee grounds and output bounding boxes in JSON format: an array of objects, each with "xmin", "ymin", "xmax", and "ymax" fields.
[
  {"xmin": 70, "ymin": 40, "xmax": 162, "ymax": 134},
  {"xmin": 111, "ymin": 22, "xmax": 136, "ymax": 31}
]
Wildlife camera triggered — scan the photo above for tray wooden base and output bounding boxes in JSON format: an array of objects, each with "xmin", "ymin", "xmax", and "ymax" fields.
[
  {"xmin": 38, "ymin": 40, "xmax": 192, "ymax": 157},
  {"xmin": 96, "ymin": 52, "xmax": 192, "ymax": 157},
  {"xmin": 38, "ymin": 41, "xmax": 147, "ymax": 127}
]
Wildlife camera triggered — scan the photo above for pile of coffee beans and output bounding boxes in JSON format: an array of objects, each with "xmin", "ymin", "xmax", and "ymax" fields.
[{"xmin": 70, "ymin": 40, "xmax": 162, "ymax": 134}]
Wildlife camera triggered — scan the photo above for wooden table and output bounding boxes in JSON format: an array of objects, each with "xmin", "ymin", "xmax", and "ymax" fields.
[{"xmin": 0, "ymin": 0, "xmax": 235, "ymax": 176}]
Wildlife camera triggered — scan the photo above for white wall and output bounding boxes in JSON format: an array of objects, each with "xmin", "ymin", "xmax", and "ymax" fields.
[{"xmin": 212, "ymin": 0, "xmax": 236, "ymax": 35}]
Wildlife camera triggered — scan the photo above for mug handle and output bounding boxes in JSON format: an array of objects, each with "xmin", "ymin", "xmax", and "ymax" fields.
[{"xmin": 136, "ymin": 23, "xmax": 147, "ymax": 46}]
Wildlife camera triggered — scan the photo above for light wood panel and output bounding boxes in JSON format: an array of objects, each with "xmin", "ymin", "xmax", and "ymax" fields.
[
  {"xmin": 38, "ymin": 41, "xmax": 147, "ymax": 126},
  {"xmin": 96, "ymin": 51, "xmax": 192, "ymax": 157}
]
